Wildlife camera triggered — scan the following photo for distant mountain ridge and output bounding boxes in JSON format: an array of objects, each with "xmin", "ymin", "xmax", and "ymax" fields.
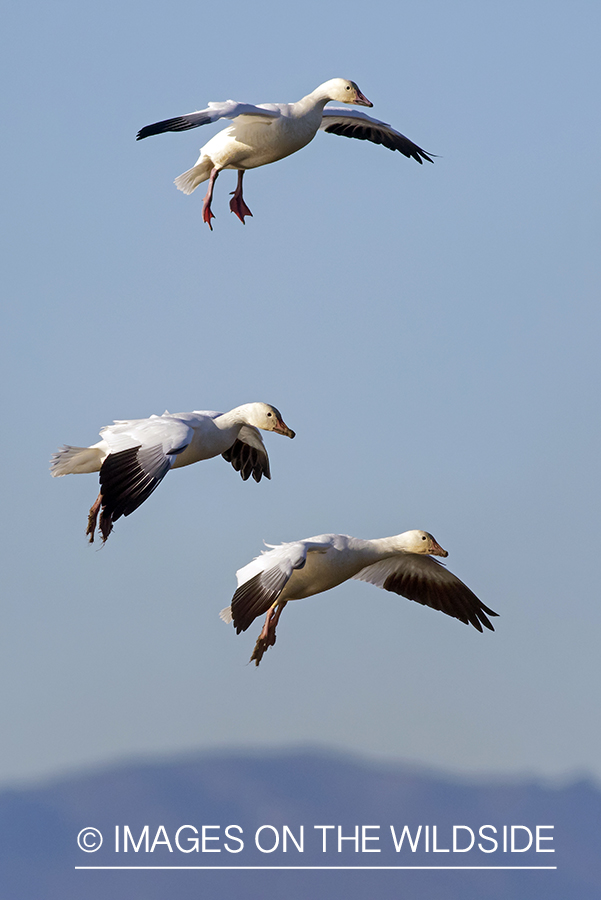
[{"xmin": 1, "ymin": 748, "xmax": 599, "ymax": 899}]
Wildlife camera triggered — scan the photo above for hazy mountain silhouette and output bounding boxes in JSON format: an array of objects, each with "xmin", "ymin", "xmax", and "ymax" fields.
[{"xmin": 1, "ymin": 749, "xmax": 599, "ymax": 899}]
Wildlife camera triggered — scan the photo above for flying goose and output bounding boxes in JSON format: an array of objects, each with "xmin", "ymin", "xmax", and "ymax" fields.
[
  {"xmin": 221, "ymin": 530, "xmax": 497, "ymax": 665},
  {"xmin": 51, "ymin": 403, "xmax": 295, "ymax": 543},
  {"xmin": 137, "ymin": 78, "xmax": 433, "ymax": 228}
]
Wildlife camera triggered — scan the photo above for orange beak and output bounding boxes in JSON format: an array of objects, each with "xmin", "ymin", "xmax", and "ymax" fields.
[
  {"xmin": 430, "ymin": 539, "xmax": 448, "ymax": 558},
  {"xmin": 354, "ymin": 87, "xmax": 373, "ymax": 108},
  {"xmin": 273, "ymin": 418, "xmax": 295, "ymax": 438}
]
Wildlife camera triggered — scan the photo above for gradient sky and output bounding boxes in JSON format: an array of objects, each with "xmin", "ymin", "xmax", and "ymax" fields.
[{"xmin": 1, "ymin": 0, "xmax": 600, "ymax": 788}]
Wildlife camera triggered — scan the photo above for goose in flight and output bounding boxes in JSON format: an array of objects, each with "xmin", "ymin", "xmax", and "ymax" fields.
[
  {"xmin": 136, "ymin": 78, "xmax": 433, "ymax": 229},
  {"xmin": 51, "ymin": 403, "xmax": 295, "ymax": 543},
  {"xmin": 221, "ymin": 530, "xmax": 497, "ymax": 665}
]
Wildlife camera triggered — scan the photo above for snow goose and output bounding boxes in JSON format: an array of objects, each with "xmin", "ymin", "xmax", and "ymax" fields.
[
  {"xmin": 51, "ymin": 403, "xmax": 295, "ymax": 543},
  {"xmin": 136, "ymin": 78, "xmax": 433, "ymax": 229},
  {"xmin": 220, "ymin": 531, "xmax": 497, "ymax": 665}
]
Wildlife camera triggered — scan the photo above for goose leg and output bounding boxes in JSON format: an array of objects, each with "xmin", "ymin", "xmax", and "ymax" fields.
[
  {"xmin": 202, "ymin": 167, "xmax": 220, "ymax": 230},
  {"xmin": 250, "ymin": 600, "xmax": 287, "ymax": 666},
  {"xmin": 229, "ymin": 170, "xmax": 253, "ymax": 224},
  {"xmin": 86, "ymin": 493, "xmax": 102, "ymax": 543}
]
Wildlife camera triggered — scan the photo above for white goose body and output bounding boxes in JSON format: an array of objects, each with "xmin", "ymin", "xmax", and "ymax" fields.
[
  {"xmin": 238, "ymin": 534, "xmax": 395, "ymax": 601},
  {"xmin": 195, "ymin": 98, "xmax": 325, "ymax": 175},
  {"xmin": 222, "ymin": 530, "xmax": 497, "ymax": 666},
  {"xmin": 136, "ymin": 78, "xmax": 433, "ymax": 228},
  {"xmin": 51, "ymin": 403, "xmax": 295, "ymax": 543}
]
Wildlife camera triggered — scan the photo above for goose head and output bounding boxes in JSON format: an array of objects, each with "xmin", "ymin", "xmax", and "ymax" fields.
[
  {"xmin": 247, "ymin": 403, "xmax": 296, "ymax": 438},
  {"xmin": 318, "ymin": 78, "xmax": 373, "ymax": 107},
  {"xmin": 399, "ymin": 530, "xmax": 449, "ymax": 557}
]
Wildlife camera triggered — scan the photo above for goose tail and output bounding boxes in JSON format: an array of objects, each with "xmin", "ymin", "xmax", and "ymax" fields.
[
  {"xmin": 174, "ymin": 159, "xmax": 213, "ymax": 195},
  {"xmin": 219, "ymin": 605, "xmax": 233, "ymax": 625},
  {"xmin": 50, "ymin": 445, "xmax": 104, "ymax": 477}
]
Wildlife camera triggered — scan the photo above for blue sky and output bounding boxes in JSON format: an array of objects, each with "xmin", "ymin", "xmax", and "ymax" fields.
[{"xmin": 1, "ymin": 0, "xmax": 600, "ymax": 787}]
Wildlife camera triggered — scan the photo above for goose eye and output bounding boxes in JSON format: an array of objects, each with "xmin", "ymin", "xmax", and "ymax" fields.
[
  {"xmin": 267, "ymin": 412, "xmax": 272, "ymax": 417},
  {"xmin": 421, "ymin": 535, "xmax": 426, "ymax": 540}
]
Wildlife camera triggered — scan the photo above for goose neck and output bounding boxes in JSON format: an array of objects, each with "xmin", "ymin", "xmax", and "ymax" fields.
[{"xmin": 215, "ymin": 404, "xmax": 252, "ymax": 429}]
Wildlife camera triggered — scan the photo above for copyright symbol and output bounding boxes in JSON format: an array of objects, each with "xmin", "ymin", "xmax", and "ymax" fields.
[{"xmin": 77, "ymin": 827, "xmax": 103, "ymax": 852}]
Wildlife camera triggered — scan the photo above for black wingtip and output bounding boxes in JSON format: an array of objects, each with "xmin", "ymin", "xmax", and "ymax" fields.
[
  {"xmin": 481, "ymin": 602, "xmax": 500, "ymax": 618},
  {"xmin": 136, "ymin": 113, "xmax": 212, "ymax": 141},
  {"xmin": 136, "ymin": 122, "xmax": 171, "ymax": 141},
  {"xmin": 136, "ymin": 124, "xmax": 160, "ymax": 141}
]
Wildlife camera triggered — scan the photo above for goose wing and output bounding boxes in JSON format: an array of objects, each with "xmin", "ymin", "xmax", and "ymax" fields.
[
  {"xmin": 221, "ymin": 425, "xmax": 270, "ymax": 482},
  {"xmin": 98, "ymin": 416, "xmax": 193, "ymax": 523},
  {"xmin": 353, "ymin": 554, "xmax": 497, "ymax": 632},
  {"xmin": 137, "ymin": 100, "xmax": 282, "ymax": 140},
  {"xmin": 225, "ymin": 541, "xmax": 330, "ymax": 633},
  {"xmin": 320, "ymin": 108, "xmax": 433, "ymax": 163}
]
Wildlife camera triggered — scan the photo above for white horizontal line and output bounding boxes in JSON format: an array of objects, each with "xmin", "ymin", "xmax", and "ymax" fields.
[{"xmin": 75, "ymin": 865, "xmax": 558, "ymax": 871}]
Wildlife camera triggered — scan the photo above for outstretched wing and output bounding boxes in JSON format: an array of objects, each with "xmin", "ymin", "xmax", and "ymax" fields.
[
  {"xmin": 137, "ymin": 100, "xmax": 282, "ymax": 140},
  {"xmin": 221, "ymin": 425, "xmax": 270, "ymax": 482},
  {"xmin": 226, "ymin": 542, "xmax": 311, "ymax": 633},
  {"xmin": 320, "ymin": 107, "xmax": 434, "ymax": 163},
  {"xmin": 97, "ymin": 416, "xmax": 193, "ymax": 535},
  {"xmin": 353, "ymin": 554, "xmax": 497, "ymax": 632}
]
